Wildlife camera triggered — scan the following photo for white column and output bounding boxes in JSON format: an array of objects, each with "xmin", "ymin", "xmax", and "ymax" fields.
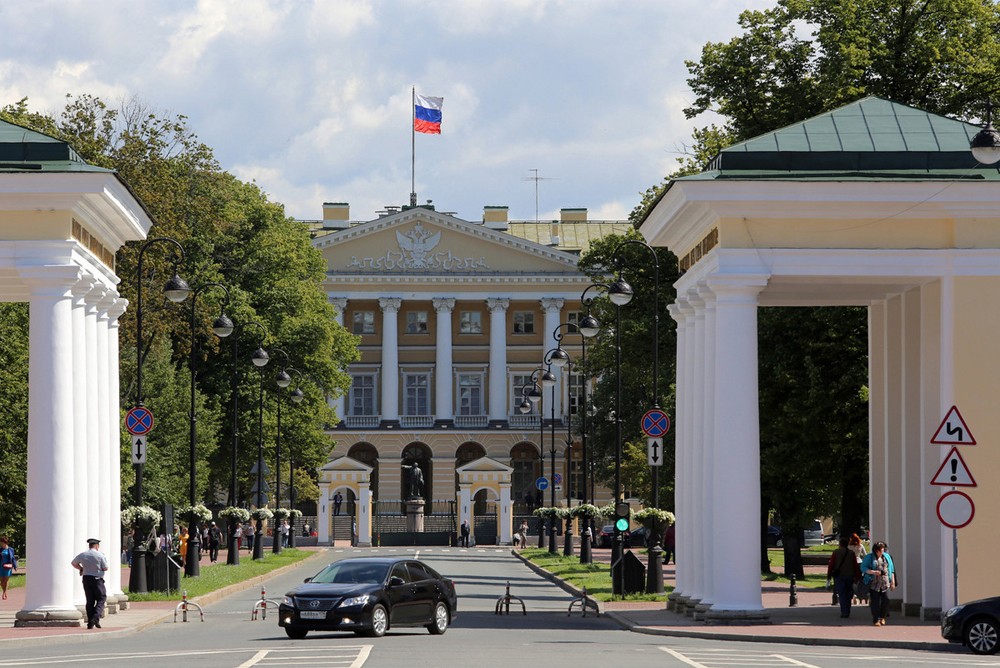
[
  {"xmin": 379, "ymin": 298, "xmax": 401, "ymax": 424},
  {"xmin": 17, "ymin": 266, "xmax": 84, "ymax": 624},
  {"xmin": 358, "ymin": 486, "xmax": 372, "ymax": 547},
  {"xmin": 499, "ymin": 483, "xmax": 512, "ymax": 545},
  {"xmin": 329, "ymin": 297, "xmax": 348, "ymax": 419},
  {"xmin": 85, "ymin": 286, "xmax": 107, "ymax": 547},
  {"xmin": 95, "ymin": 292, "xmax": 114, "ymax": 608},
  {"xmin": 458, "ymin": 484, "xmax": 472, "ymax": 531},
  {"xmin": 686, "ymin": 289, "xmax": 707, "ymax": 608},
  {"xmin": 486, "ymin": 298, "xmax": 509, "ymax": 422},
  {"xmin": 707, "ymin": 275, "xmax": 767, "ymax": 615},
  {"xmin": 106, "ymin": 296, "xmax": 128, "ymax": 603},
  {"xmin": 318, "ymin": 484, "xmax": 331, "ymax": 544},
  {"xmin": 541, "ymin": 298, "xmax": 564, "ymax": 417},
  {"xmin": 433, "ymin": 298, "xmax": 455, "ymax": 424},
  {"xmin": 666, "ymin": 301, "xmax": 686, "ymax": 602},
  {"xmin": 70, "ymin": 277, "xmax": 94, "ymax": 607},
  {"xmin": 697, "ymin": 282, "xmax": 717, "ymax": 611}
]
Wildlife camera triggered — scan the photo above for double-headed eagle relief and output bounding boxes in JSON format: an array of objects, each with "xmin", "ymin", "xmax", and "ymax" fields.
[{"xmin": 348, "ymin": 222, "xmax": 489, "ymax": 271}]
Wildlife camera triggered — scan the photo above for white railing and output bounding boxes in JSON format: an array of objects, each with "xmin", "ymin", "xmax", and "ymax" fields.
[
  {"xmin": 454, "ymin": 415, "xmax": 488, "ymax": 429},
  {"xmin": 343, "ymin": 415, "xmax": 380, "ymax": 429},
  {"xmin": 508, "ymin": 414, "xmax": 541, "ymax": 428},
  {"xmin": 400, "ymin": 415, "xmax": 435, "ymax": 428}
]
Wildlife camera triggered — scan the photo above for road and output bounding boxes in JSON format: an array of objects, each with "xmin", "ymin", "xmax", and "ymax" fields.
[{"xmin": 0, "ymin": 547, "xmax": 995, "ymax": 668}]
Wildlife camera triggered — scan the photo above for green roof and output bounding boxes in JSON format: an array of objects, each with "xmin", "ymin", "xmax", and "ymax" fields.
[
  {"xmin": 696, "ymin": 96, "xmax": 993, "ymax": 177},
  {"xmin": 0, "ymin": 119, "xmax": 111, "ymax": 173}
]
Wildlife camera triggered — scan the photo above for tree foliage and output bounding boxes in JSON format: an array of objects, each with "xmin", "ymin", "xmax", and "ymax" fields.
[{"xmin": 0, "ymin": 95, "xmax": 358, "ymax": 514}]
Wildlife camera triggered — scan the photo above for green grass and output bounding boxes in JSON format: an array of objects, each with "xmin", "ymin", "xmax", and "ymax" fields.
[
  {"xmin": 126, "ymin": 548, "xmax": 315, "ymax": 601},
  {"xmin": 519, "ymin": 548, "xmax": 670, "ymax": 602}
]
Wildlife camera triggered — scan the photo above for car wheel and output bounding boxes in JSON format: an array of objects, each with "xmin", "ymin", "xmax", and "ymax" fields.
[
  {"xmin": 427, "ymin": 602, "xmax": 449, "ymax": 635},
  {"xmin": 966, "ymin": 617, "xmax": 1000, "ymax": 655},
  {"xmin": 366, "ymin": 604, "xmax": 388, "ymax": 637},
  {"xmin": 776, "ymin": 538, "xmax": 783, "ymax": 548},
  {"xmin": 284, "ymin": 626, "xmax": 307, "ymax": 639}
]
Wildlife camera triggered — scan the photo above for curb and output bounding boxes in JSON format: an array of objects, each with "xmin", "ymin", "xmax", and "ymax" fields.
[{"xmin": 509, "ymin": 549, "xmax": 606, "ymax": 615}]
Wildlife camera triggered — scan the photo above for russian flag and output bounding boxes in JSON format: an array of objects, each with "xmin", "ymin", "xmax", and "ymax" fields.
[{"xmin": 414, "ymin": 93, "xmax": 443, "ymax": 134}]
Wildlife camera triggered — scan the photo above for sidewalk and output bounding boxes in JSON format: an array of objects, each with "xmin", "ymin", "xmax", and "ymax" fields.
[
  {"xmin": 0, "ymin": 547, "xmax": 330, "ymax": 646},
  {"xmin": 518, "ymin": 547, "xmax": 957, "ymax": 653}
]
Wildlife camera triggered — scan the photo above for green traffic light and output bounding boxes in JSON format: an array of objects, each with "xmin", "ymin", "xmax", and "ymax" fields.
[{"xmin": 615, "ymin": 518, "xmax": 629, "ymax": 532}]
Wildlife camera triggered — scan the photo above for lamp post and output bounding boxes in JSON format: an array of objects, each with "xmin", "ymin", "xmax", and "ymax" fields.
[
  {"xmin": 971, "ymin": 103, "xmax": 1000, "ymax": 164},
  {"xmin": 130, "ymin": 237, "xmax": 191, "ymax": 595},
  {"xmin": 271, "ymin": 349, "xmax": 292, "ymax": 554},
  {"xmin": 287, "ymin": 373, "xmax": 305, "ymax": 548},
  {"xmin": 185, "ymin": 283, "xmax": 233, "ymax": 577},
  {"xmin": 227, "ymin": 321, "xmax": 267, "ymax": 566},
  {"xmin": 522, "ymin": 367, "xmax": 553, "ymax": 548},
  {"xmin": 252, "ymin": 342, "xmax": 270, "ymax": 560},
  {"xmin": 541, "ymin": 350, "xmax": 561, "ymax": 554},
  {"xmin": 577, "ymin": 283, "xmax": 605, "ymax": 551}
]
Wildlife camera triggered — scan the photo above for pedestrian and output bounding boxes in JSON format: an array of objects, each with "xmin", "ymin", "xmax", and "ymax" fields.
[
  {"xmin": 122, "ymin": 528, "xmax": 134, "ymax": 567},
  {"xmin": 1, "ymin": 536, "xmax": 18, "ymax": 600},
  {"xmin": 517, "ymin": 520, "xmax": 528, "ymax": 550},
  {"xmin": 208, "ymin": 521, "xmax": 221, "ymax": 563},
  {"xmin": 861, "ymin": 540, "xmax": 895, "ymax": 626},
  {"xmin": 71, "ymin": 538, "xmax": 108, "ymax": 629},
  {"xmin": 663, "ymin": 523, "xmax": 676, "ymax": 565},
  {"xmin": 333, "ymin": 491, "xmax": 343, "ymax": 516},
  {"xmin": 234, "ymin": 522, "xmax": 243, "ymax": 550},
  {"xmin": 245, "ymin": 521, "xmax": 255, "ymax": 552},
  {"xmin": 178, "ymin": 526, "xmax": 189, "ymax": 566},
  {"xmin": 351, "ymin": 518, "xmax": 357, "ymax": 547},
  {"xmin": 303, "ymin": 522, "xmax": 311, "ymax": 537},
  {"xmin": 460, "ymin": 519, "xmax": 471, "ymax": 547},
  {"xmin": 280, "ymin": 519, "xmax": 290, "ymax": 548},
  {"xmin": 826, "ymin": 537, "xmax": 861, "ymax": 618}
]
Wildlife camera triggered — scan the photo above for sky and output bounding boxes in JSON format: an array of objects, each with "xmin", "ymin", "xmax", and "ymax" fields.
[{"xmin": 0, "ymin": 0, "xmax": 774, "ymax": 224}]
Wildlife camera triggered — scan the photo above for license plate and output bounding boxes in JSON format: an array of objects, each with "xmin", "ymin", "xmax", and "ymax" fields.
[{"xmin": 300, "ymin": 611, "xmax": 326, "ymax": 619}]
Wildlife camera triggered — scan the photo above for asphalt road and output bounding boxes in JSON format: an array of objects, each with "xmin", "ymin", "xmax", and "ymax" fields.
[{"xmin": 0, "ymin": 548, "xmax": 995, "ymax": 668}]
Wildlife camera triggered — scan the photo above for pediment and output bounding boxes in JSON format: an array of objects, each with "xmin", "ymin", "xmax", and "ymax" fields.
[
  {"xmin": 320, "ymin": 455, "xmax": 373, "ymax": 473},
  {"xmin": 314, "ymin": 208, "xmax": 582, "ymax": 276},
  {"xmin": 455, "ymin": 456, "xmax": 513, "ymax": 474}
]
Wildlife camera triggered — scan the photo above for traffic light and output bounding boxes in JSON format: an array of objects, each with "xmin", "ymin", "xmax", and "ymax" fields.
[{"xmin": 614, "ymin": 501, "xmax": 630, "ymax": 533}]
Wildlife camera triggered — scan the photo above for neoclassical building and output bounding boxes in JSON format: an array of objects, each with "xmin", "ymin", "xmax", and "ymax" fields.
[{"xmin": 308, "ymin": 203, "xmax": 630, "ymax": 545}]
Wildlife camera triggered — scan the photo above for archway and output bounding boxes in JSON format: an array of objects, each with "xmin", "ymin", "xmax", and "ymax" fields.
[
  {"xmin": 455, "ymin": 441, "xmax": 486, "ymax": 498},
  {"xmin": 401, "ymin": 442, "xmax": 432, "ymax": 505},
  {"xmin": 510, "ymin": 441, "xmax": 540, "ymax": 511},
  {"xmin": 348, "ymin": 442, "xmax": 379, "ymax": 502}
]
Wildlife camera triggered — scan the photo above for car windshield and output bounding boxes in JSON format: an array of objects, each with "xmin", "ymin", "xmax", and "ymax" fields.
[{"xmin": 311, "ymin": 562, "xmax": 389, "ymax": 585}]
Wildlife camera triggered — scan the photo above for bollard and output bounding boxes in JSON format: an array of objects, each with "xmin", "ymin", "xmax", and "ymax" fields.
[
  {"xmin": 251, "ymin": 585, "xmax": 280, "ymax": 620},
  {"xmin": 173, "ymin": 589, "xmax": 205, "ymax": 622},
  {"xmin": 789, "ymin": 573, "xmax": 798, "ymax": 607},
  {"xmin": 494, "ymin": 580, "xmax": 527, "ymax": 615}
]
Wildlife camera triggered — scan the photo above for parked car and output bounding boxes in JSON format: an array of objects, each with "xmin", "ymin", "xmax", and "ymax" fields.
[
  {"xmin": 279, "ymin": 557, "xmax": 458, "ymax": 639},
  {"xmin": 943, "ymin": 596, "xmax": 1000, "ymax": 654},
  {"xmin": 629, "ymin": 526, "xmax": 651, "ymax": 547},
  {"xmin": 766, "ymin": 526, "xmax": 783, "ymax": 548},
  {"xmin": 596, "ymin": 524, "xmax": 632, "ymax": 548},
  {"xmin": 803, "ymin": 520, "xmax": 824, "ymax": 546}
]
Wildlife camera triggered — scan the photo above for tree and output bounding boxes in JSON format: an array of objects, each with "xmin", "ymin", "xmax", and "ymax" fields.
[{"xmin": 0, "ymin": 304, "xmax": 29, "ymax": 549}]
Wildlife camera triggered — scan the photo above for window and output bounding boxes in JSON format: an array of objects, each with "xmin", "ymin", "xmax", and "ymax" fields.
[
  {"xmin": 567, "ymin": 311, "xmax": 581, "ymax": 333},
  {"xmin": 406, "ymin": 311, "xmax": 428, "ymax": 334},
  {"xmin": 349, "ymin": 374, "xmax": 376, "ymax": 415},
  {"xmin": 404, "ymin": 374, "xmax": 430, "ymax": 415},
  {"xmin": 511, "ymin": 373, "xmax": 537, "ymax": 414},
  {"xmin": 459, "ymin": 310, "xmax": 482, "ymax": 334},
  {"xmin": 513, "ymin": 311, "xmax": 534, "ymax": 334},
  {"xmin": 457, "ymin": 374, "xmax": 483, "ymax": 415},
  {"xmin": 352, "ymin": 311, "xmax": 375, "ymax": 334}
]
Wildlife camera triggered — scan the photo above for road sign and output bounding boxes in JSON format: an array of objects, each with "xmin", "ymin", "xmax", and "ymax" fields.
[
  {"xmin": 937, "ymin": 490, "xmax": 975, "ymax": 529},
  {"xmin": 648, "ymin": 437, "xmax": 663, "ymax": 466},
  {"xmin": 553, "ymin": 473, "xmax": 563, "ymax": 485},
  {"xmin": 930, "ymin": 447, "xmax": 977, "ymax": 487},
  {"xmin": 125, "ymin": 406, "xmax": 154, "ymax": 435},
  {"xmin": 535, "ymin": 477, "xmax": 549, "ymax": 491},
  {"xmin": 641, "ymin": 409, "xmax": 670, "ymax": 438},
  {"xmin": 130, "ymin": 435, "xmax": 147, "ymax": 464},
  {"xmin": 931, "ymin": 406, "xmax": 976, "ymax": 445}
]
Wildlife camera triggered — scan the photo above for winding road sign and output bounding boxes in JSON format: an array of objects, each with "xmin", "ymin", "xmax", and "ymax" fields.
[
  {"xmin": 931, "ymin": 406, "xmax": 976, "ymax": 445},
  {"xmin": 125, "ymin": 406, "xmax": 154, "ymax": 436}
]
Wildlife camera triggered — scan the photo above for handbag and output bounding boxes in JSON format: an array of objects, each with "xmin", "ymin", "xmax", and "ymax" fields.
[{"xmin": 854, "ymin": 578, "xmax": 870, "ymax": 598}]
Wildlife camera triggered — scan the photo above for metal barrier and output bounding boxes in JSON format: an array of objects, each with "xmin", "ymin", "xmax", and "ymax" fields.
[
  {"xmin": 567, "ymin": 586, "xmax": 599, "ymax": 617},
  {"xmin": 173, "ymin": 590, "xmax": 205, "ymax": 622},
  {"xmin": 251, "ymin": 585, "xmax": 281, "ymax": 620},
  {"xmin": 494, "ymin": 580, "xmax": 526, "ymax": 615}
]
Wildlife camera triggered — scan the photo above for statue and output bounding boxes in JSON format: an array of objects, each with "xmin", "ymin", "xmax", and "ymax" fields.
[{"xmin": 404, "ymin": 463, "xmax": 424, "ymax": 499}]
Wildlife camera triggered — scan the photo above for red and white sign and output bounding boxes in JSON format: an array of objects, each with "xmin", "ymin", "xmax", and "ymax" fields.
[
  {"xmin": 937, "ymin": 490, "xmax": 975, "ymax": 529},
  {"xmin": 930, "ymin": 406, "xmax": 976, "ymax": 445},
  {"xmin": 930, "ymin": 447, "xmax": 977, "ymax": 487}
]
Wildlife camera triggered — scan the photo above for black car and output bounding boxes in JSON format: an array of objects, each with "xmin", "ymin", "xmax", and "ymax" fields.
[
  {"xmin": 596, "ymin": 524, "xmax": 631, "ymax": 548},
  {"xmin": 279, "ymin": 556, "xmax": 458, "ymax": 639},
  {"xmin": 942, "ymin": 596, "xmax": 1000, "ymax": 654}
]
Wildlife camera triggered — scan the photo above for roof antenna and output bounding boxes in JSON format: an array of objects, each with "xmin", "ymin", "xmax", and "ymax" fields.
[{"xmin": 522, "ymin": 169, "xmax": 557, "ymax": 222}]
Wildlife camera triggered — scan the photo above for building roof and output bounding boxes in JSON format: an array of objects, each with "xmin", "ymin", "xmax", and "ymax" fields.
[
  {"xmin": 505, "ymin": 220, "xmax": 633, "ymax": 254},
  {"xmin": 0, "ymin": 119, "xmax": 112, "ymax": 173},
  {"xmin": 685, "ymin": 96, "xmax": 995, "ymax": 180}
]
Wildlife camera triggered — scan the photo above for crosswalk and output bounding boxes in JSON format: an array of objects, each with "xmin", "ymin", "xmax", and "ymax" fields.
[
  {"xmin": 0, "ymin": 645, "xmax": 373, "ymax": 668},
  {"xmin": 658, "ymin": 647, "xmax": 1000, "ymax": 667},
  {"xmin": 237, "ymin": 645, "xmax": 372, "ymax": 668},
  {"xmin": 660, "ymin": 647, "xmax": 823, "ymax": 668}
]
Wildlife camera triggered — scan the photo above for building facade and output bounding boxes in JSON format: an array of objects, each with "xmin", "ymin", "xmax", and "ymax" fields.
[{"xmin": 309, "ymin": 202, "xmax": 630, "ymax": 545}]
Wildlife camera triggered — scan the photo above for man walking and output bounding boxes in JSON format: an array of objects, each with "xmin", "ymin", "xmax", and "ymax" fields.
[
  {"xmin": 333, "ymin": 491, "xmax": 343, "ymax": 516},
  {"xmin": 460, "ymin": 519, "xmax": 471, "ymax": 547},
  {"xmin": 208, "ymin": 522, "xmax": 221, "ymax": 563},
  {"xmin": 71, "ymin": 538, "xmax": 109, "ymax": 629}
]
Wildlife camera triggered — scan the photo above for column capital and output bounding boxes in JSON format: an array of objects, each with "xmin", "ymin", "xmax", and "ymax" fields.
[
  {"xmin": 432, "ymin": 298, "xmax": 456, "ymax": 313},
  {"xmin": 379, "ymin": 297, "xmax": 402, "ymax": 312},
  {"xmin": 486, "ymin": 297, "xmax": 510, "ymax": 313},
  {"xmin": 705, "ymin": 274, "xmax": 768, "ymax": 303},
  {"xmin": 328, "ymin": 297, "xmax": 348, "ymax": 312},
  {"xmin": 97, "ymin": 291, "xmax": 119, "ymax": 320},
  {"xmin": 18, "ymin": 265, "xmax": 82, "ymax": 297},
  {"xmin": 71, "ymin": 275, "xmax": 97, "ymax": 301},
  {"xmin": 107, "ymin": 297, "xmax": 129, "ymax": 324},
  {"xmin": 540, "ymin": 297, "xmax": 564, "ymax": 312}
]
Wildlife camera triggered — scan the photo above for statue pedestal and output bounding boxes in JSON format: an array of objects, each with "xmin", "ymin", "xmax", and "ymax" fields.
[{"xmin": 406, "ymin": 498, "xmax": 425, "ymax": 532}]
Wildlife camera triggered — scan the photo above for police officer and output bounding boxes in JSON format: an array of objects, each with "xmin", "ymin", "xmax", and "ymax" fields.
[{"xmin": 71, "ymin": 538, "xmax": 109, "ymax": 629}]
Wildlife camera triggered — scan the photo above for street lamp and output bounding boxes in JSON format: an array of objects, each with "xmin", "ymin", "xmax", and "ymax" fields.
[
  {"xmin": 971, "ymin": 103, "xmax": 1000, "ymax": 165},
  {"xmin": 287, "ymin": 372, "xmax": 305, "ymax": 548},
  {"xmin": 551, "ymin": 321, "xmax": 586, "ymax": 558},
  {"xmin": 270, "ymin": 349, "xmax": 292, "ymax": 554},
  {"xmin": 252, "ymin": 342, "xmax": 270, "ymax": 561},
  {"xmin": 521, "ymin": 368, "xmax": 552, "ymax": 548},
  {"xmin": 542, "ymin": 349, "xmax": 561, "ymax": 554},
  {"xmin": 130, "ymin": 236, "xmax": 190, "ymax": 595},
  {"xmin": 186, "ymin": 283, "xmax": 233, "ymax": 577}
]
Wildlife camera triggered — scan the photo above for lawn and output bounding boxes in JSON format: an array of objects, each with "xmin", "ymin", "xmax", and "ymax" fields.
[
  {"xmin": 519, "ymin": 548, "xmax": 669, "ymax": 602},
  {"xmin": 126, "ymin": 548, "xmax": 316, "ymax": 601}
]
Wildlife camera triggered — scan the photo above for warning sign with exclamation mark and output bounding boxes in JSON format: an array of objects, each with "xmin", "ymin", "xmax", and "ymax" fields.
[{"xmin": 930, "ymin": 447, "xmax": 977, "ymax": 487}]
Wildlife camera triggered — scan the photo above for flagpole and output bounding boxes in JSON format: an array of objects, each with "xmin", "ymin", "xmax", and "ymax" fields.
[{"xmin": 410, "ymin": 87, "xmax": 417, "ymax": 207}]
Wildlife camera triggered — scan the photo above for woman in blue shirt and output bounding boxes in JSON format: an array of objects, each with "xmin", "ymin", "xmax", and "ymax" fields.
[
  {"xmin": 1, "ymin": 536, "xmax": 18, "ymax": 600},
  {"xmin": 860, "ymin": 541, "xmax": 896, "ymax": 626}
]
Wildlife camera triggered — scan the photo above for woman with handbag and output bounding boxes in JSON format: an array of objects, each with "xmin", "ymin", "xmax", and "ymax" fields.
[
  {"xmin": 0, "ymin": 536, "xmax": 18, "ymax": 600},
  {"xmin": 860, "ymin": 541, "xmax": 895, "ymax": 626}
]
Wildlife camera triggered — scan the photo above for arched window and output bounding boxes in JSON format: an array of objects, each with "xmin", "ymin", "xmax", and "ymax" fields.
[
  {"xmin": 401, "ymin": 442, "xmax": 432, "ymax": 502},
  {"xmin": 348, "ymin": 442, "xmax": 379, "ymax": 502},
  {"xmin": 454, "ymin": 442, "xmax": 486, "ymax": 491}
]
